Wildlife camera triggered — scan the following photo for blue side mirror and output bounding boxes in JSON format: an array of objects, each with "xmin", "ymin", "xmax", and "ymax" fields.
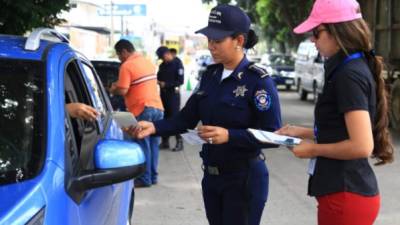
[{"xmin": 94, "ymin": 140, "xmax": 145, "ymax": 169}]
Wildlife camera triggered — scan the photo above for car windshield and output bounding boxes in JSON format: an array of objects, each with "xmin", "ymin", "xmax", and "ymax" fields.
[{"xmin": 0, "ymin": 59, "xmax": 45, "ymax": 185}]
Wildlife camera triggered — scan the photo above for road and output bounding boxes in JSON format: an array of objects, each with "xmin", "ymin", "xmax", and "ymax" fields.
[{"xmin": 132, "ymin": 90, "xmax": 400, "ymax": 225}]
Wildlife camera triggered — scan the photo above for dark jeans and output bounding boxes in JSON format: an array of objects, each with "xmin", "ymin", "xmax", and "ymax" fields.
[{"xmin": 135, "ymin": 107, "xmax": 164, "ymax": 185}]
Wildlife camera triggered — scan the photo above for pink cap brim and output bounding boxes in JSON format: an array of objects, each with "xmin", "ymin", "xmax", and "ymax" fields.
[{"xmin": 293, "ymin": 18, "xmax": 321, "ymax": 34}]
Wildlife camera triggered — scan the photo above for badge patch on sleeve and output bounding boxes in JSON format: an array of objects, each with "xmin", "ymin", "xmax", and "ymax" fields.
[{"xmin": 254, "ymin": 90, "xmax": 271, "ymax": 111}]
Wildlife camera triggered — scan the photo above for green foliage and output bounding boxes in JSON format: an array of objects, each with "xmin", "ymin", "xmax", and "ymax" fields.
[
  {"xmin": 202, "ymin": 0, "xmax": 314, "ymax": 51},
  {"xmin": 0, "ymin": 0, "xmax": 70, "ymax": 35}
]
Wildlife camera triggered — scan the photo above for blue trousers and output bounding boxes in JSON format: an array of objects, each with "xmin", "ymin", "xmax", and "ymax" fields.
[
  {"xmin": 135, "ymin": 107, "xmax": 164, "ymax": 185},
  {"xmin": 202, "ymin": 160, "xmax": 269, "ymax": 225}
]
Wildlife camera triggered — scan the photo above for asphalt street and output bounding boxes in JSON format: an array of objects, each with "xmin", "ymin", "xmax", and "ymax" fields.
[{"xmin": 132, "ymin": 89, "xmax": 400, "ymax": 225}]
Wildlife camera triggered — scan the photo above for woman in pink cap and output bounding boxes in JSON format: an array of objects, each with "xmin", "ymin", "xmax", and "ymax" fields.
[{"xmin": 277, "ymin": 0, "xmax": 394, "ymax": 224}]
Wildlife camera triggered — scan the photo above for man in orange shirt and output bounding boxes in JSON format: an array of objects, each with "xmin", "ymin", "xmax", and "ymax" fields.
[{"xmin": 110, "ymin": 39, "xmax": 164, "ymax": 187}]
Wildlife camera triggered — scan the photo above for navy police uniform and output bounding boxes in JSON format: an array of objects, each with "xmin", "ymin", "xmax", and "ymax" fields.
[
  {"xmin": 157, "ymin": 55, "xmax": 184, "ymax": 149},
  {"xmin": 311, "ymin": 50, "xmax": 379, "ymax": 197},
  {"xmin": 154, "ymin": 56, "xmax": 282, "ymax": 225}
]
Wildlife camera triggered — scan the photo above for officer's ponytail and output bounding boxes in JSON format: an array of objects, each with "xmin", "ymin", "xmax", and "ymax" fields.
[
  {"xmin": 244, "ymin": 29, "xmax": 258, "ymax": 49},
  {"xmin": 232, "ymin": 29, "xmax": 258, "ymax": 49}
]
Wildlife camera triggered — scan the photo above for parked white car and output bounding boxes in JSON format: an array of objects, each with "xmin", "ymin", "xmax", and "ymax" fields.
[{"xmin": 294, "ymin": 39, "xmax": 325, "ymax": 102}]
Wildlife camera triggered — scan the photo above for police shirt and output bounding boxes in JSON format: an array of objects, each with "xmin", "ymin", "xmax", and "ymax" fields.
[
  {"xmin": 157, "ymin": 57, "xmax": 184, "ymax": 89},
  {"xmin": 154, "ymin": 56, "xmax": 282, "ymax": 165},
  {"xmin": 310, "ymin": 50, "xmax": 378, "ymax": 197}
]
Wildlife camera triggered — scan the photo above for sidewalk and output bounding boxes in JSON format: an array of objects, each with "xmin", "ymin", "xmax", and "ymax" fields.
[{"xmin": 132, "ymin": 145, "xmax": 207, "ymax": 225}]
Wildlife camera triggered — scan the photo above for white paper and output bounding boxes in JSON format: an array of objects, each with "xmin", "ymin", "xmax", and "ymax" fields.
[
  {"xmin": 308, "ymin": 158, "xmax": 317, "ymax": 175},
  {"xmin": 112, "ymin": 111, "xmax": 137, "ymax": 128},
  {"xmin": 247, "ymin": 128, "xmax": 302, "ymax": 146},
  {"xmin": 181, "ymin": 129, "xmax": 206, "ymax": 145}
]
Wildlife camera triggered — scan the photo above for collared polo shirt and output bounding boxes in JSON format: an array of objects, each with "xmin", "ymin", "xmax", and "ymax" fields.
[
  {"xmin": 117, "ymin": 53, "xmax": 164, "ymax": 116},
  {"xmin": 310, "ymin": 51, "xmax": 378, "ymax": 197}
]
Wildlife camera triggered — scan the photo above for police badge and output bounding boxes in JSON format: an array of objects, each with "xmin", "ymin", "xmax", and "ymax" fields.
[
  {"xmin": 254, "ymin": 89, "xmax": 271, "ymax": 111},
  {"xmin": 233, "ymin": 85, "xmax": 248, "ymax": 97}
]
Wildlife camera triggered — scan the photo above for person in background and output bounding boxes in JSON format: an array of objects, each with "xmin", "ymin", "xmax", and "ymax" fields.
[
  {"xmin": 110, "ymin": 39, "xmax": 164, "ymax": 187},
  {"xmin": 128, "ymin": 4, "xmax": 281, "ymax": 225},
  {"xmin": 169, "ymin": 48, "xmax": 178, "ymax": 58},
  {"xmin": 277, "ymin": 0, "xmax": 394, "ymax": 224},
  {"xmin": 156, "ymin": 46, "xmax": 184, "ymax": 151}
]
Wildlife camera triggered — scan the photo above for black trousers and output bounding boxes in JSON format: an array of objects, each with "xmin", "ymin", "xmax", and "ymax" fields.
[{"xmin": 160, "ymin": 88, "xmax": 181, "ymax": 141}]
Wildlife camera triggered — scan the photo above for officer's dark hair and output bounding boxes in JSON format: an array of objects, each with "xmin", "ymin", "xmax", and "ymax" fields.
[
  {"xmin": 114, "ymin": 39, "xmax": 135, "ymax": 54},
  {"xmin": 169, "ymin": 48, "xmax": 177, "ymax": 54},
  {"xmin": 232, "ymin": 29, "xmax": 258, "ymax": 49},
  {"xmin": 324, "ymin": 19, "xmax": 394, "ymax": 165}
]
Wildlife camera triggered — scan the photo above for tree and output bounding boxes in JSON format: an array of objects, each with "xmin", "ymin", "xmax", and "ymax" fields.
[
  {"xmin": 202, "ymin": 0, "xmax": 313, "ymax": 52},
  {"xmin": 0, "ymin": 0, "xmax": 70, "ymax": 35}
]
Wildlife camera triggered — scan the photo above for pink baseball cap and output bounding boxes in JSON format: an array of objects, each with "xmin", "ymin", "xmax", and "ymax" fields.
[{"xmin": 293, "ymin": 0, "xmax": 362, "ymax": 34}]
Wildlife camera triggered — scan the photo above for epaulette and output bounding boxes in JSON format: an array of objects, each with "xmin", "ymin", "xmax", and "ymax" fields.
[{"xmin": 247, "ymin": 62, "xmax": 269, "ymax": 78}]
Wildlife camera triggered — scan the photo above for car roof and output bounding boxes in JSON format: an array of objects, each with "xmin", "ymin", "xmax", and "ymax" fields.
[{"xmin": 0, "ymin": 34, "xmax": 56, "ymax": 61}]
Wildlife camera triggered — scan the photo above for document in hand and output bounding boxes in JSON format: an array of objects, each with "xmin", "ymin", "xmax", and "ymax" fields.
[
  {"xmin": 112, "ymin": 111, "xmax": 138, "ymax": 128},
  {"xmin": 247, "ymin": 128, "xmax": 302, "ymax": 146},
  {"xmin": 181, "ymin": 129, "xmax": 206, "ymax": 145}
]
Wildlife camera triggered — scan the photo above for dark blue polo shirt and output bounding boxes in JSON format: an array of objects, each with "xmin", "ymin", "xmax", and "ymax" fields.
[
  {"xmin": 157, "ymin": 57, "xmax": 184, "ymax": 88},
  {"xmin": 154, "ymin": 56, "xmax": 282, "ymax": 165},
  {"xmin": 310, "ymin": 51, "xmax": 379, "ymax": 197}
]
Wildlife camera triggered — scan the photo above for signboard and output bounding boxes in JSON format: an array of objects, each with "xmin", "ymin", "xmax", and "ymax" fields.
[{"xmin": 98, "ymin": 4, "xmax": 147, "ymax": 16}]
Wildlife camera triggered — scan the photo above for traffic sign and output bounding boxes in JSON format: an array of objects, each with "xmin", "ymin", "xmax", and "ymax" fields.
[{"xmin": 98, "ymin": 4, "xmax": 147, "ymax": 16}]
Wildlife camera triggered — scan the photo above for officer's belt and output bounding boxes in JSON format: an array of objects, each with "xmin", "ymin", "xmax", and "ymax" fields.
[{"xmin": 202, "ymin": 154, "xmax": 265, "ymax": 176}]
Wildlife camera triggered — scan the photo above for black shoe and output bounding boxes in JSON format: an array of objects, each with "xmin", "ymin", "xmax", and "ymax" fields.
[
  {"xmin": 134, "ymin": 179, "xmax": 151, "ymax": 188},
  {"xmin": 159, "ymin": 141, "xmax": 170, "ymax": 149},
  {"xmin": 172, "ymin": 139, "xmax": 184, "ymax": 151}
]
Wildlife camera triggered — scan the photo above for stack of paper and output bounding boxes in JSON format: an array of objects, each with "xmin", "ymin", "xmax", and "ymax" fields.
[{"xmin": 247, "ymin": 128, "xmax": 301, "ymax": 146}]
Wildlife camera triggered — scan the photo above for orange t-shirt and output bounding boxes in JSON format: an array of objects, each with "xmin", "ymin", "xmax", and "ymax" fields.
[{"xmin": 116, "ymin": 53, "xmax": 164, "ymax": 116}]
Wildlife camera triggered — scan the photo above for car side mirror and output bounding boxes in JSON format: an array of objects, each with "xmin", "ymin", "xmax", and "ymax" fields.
[{"xmin": 71, "ymin": 140, "xmax": 145, "ymax": 193}]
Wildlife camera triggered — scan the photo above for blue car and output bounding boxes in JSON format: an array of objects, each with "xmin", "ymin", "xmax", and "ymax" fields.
[{"xmin": 0, "ymin": 28, "xmax": 145, "ymax": 225}]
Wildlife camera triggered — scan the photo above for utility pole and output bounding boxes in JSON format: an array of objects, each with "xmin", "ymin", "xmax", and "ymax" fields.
[{"xmin": 110, "ymin": 0, "xmax": 114, "ymax": 45}]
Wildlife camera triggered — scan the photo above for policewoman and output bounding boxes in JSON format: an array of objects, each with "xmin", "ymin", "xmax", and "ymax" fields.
[
  {"xmin": 130, "ymin": 4, "xmax": 281, "ymax": 225},
  {"xmin": 156, "ymin": 46, "xmax": 185, "ymax": 151},
  {"xmin": 277, "ymin": 0, "xmax": 394, "ymax": 224}
]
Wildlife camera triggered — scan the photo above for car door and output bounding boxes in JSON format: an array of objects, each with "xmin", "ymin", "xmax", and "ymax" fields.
[{"xmin": 64, "ymin": 58, "xmax": 120, "ymax": 225}]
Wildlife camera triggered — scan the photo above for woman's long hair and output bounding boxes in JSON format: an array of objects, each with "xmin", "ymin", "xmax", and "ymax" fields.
[{"xmin": 325, "ymin": 19, "xmax": 394, "ymax": 165}]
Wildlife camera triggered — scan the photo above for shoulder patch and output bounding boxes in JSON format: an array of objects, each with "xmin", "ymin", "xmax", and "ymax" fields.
[{"xmin": 248, "ymin": 63, "xmax": 269, "ymax": 78}]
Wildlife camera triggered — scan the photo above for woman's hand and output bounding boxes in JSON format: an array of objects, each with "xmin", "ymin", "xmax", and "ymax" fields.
[
  {"xmin": 276, "ymin": 124, "xmax": 314, "ymax": 139},
  {"xmin": 125, "ymin": 121, "xmax": 156, "ymax": 139},
  {"xmin": 197, "ymin": 125, "xmax": 229, "ymax": 144},
  {"xmin": 291, "ymin": 141, "xmax": 317, "ymax": 159}
]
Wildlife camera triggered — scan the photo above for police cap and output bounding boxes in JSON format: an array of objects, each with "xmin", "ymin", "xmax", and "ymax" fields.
[
  {"xmin": 195, "ymin": 4, "xmax": 251, "ymax": 40},
  {"xmin": 156, "ymin": 46, "xmax": 169, "ymax": 59}
]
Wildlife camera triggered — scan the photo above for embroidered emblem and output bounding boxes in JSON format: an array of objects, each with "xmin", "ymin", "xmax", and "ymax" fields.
[
  {"xmin": 233, "ymin": 85, "xmax": 248, "ymax": 97},
  {"xmin": 254, "ymin": 89, "xmax": 271, "ymax": 111},
  {"xmin": 238, "ymin": 72, "xmax": 243, "ymax": 80}
]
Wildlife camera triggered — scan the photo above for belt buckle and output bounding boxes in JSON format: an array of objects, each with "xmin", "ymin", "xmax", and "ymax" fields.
[{"xmin": 207, "ymin": 166, "xmax": 219, "ymax": 175}]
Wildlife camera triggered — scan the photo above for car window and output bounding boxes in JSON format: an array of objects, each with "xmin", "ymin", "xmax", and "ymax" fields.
[
  {"xmin": 296, "ymin": 43, "xmax": 310, "ymax": 61},
  {"xmin": 0, "ymin": 59, "xmax": 45, "ymax": 185},
  {"xmin": 65, "ymin": 60, "xmax": 100, "ymax": 170},
  {"xmin": 81, "ymin": 63, "xmax": 107, "ymax": 119}
]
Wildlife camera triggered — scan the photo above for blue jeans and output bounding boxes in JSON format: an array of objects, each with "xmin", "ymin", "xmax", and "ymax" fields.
[{"xmin": 135, "ymin": 107, "xmax": 164, "ymax": 185}]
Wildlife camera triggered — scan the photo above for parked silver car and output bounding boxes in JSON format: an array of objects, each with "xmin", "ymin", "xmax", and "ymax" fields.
[{"xmin": 294, "ymin": 40, "xmax": 325, "ymax": 102}]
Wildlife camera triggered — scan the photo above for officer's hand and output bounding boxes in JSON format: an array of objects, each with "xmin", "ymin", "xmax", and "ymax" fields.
[
  {"xmin": 66, "ymin": 103, "xmax": 99, "ymax": 121},
  {"xmin": 124, "ymin": 121, "xmax": 155, "ymax": 139},
  {"xmin": 197, "ymin": 125, "xmax": 229, "ymax": 144},
  {"xmin": 291, "ymin": 141, "xmax": 317, "ymax": 159}
]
